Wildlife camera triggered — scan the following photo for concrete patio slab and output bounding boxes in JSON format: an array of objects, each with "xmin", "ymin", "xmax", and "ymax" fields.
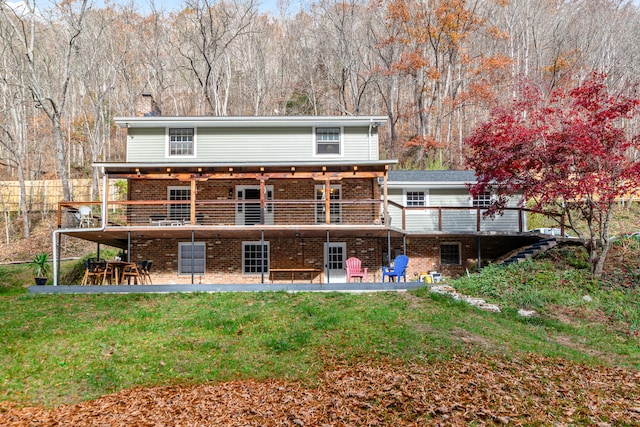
[{"xmin": 28, "ymin": 281, "xmax": 425, "ymax": 294}]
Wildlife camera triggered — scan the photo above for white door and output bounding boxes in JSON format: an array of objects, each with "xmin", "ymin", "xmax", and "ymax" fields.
[{"xmin": 324, "ymin": 242, "xmax": 346, "ymax": 283}]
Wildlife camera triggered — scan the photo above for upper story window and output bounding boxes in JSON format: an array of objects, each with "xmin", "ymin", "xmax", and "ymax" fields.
[
  {"xmin": 168, "ymin": 128, "xmax": 195, "ymax": 156},
  {"xmin": 406, "ymin": 191, "xmax": 427, "ymax": 207},
  {"xmin": 315, "ymin": 127, "xmax": 341, "ymax": 155},
  {"xmin": 472, "ymin": 191, "xmax": 493, "ymax": 209}
]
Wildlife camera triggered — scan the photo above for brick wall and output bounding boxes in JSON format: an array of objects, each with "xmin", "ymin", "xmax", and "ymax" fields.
[
  {"xmin": 130, "ymin": 236, "xmax": 387, "ymax": 284},
  {"xmin": 129, "ymin": 178, "xmax": 377, "ymax": 201},
  {"xmin": 402, "ymin": 236, "xmax": 478, "ymax": 279},
  {"xmin": 126, "ymin": 177, "xmax": 482, "ymax": 283},
  {"xmin": 130, "ymin": 233, "xmax": 481, "ymax": 284}
]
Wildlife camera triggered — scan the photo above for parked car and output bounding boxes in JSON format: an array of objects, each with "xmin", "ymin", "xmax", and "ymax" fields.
[{"xmin": 528, "ymin": 228, "xmax": 571, "ymax": 238}]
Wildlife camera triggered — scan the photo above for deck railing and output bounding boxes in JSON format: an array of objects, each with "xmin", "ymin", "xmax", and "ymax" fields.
[
  {"xmin": 58, "ymin": 199, "xmax": 384, "ymax": 228},
  {"xmin": 58, "ymin": 199, "xmax": 564, "ymax": 233}
]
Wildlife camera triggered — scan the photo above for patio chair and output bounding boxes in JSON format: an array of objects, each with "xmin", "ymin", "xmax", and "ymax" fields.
[
  {"xmin": 76, "ymin": 206, "xmax": 94, "ymax": 228},
  {"xmin": 137, "ymin": 260, "xmax": 153, "ymax": 284},
  {"xmin": 82, "ymin": 258, "xmax": 106, "ymax": 285},
  {"xmin": 345, "ymin": 257, "xmax": 368, "ymax": 282},
  {"xmin": 101, "ymin": 262, "xmax": 115, "ymax": 285},
  {"xmin": 382, "ymin": 255, "xmax": 409, "ymax": 282},
  {"xmin": 121, "ymin": 263, "xmax": 142, "ymax": 285}
]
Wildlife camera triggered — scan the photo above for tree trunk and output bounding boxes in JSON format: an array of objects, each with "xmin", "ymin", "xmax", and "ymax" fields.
[
  {"xmin": 53, "ymin": 116, "xmax": 72, "ymax": 202},
  {"xmin": 16, "ymin": 162, "xmax": 30, "ymax": 238}
]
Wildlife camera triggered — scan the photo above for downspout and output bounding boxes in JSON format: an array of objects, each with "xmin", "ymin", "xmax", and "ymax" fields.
[
  {"xmin": 52, "ymin": 169, "xmax": 108, "ymax": 286},
  {"xmin": 368, "ymin": 119, "xmax": 373, "ymax": 161},
  {"xmin": 477, "ymin": 236, "xmax": 482, "ymax": 272}
]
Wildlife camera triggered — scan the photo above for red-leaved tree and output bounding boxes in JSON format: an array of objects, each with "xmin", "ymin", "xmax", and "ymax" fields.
[{"xmin": 465, "ymin": 72, "xmax": 640, "ymax": 277}]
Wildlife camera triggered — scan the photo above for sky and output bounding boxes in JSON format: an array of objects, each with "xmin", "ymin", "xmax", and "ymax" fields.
[
  {"xmin": 5, "ymin": 0, "xmax": 304, "ymax": 16},
  {"xmin": 100, "ymin": 0, "xmax": 304, "ymax": 15},
  {"xmin": 7, "ymin": 0, "xmax": 640, "ymax": 18}
]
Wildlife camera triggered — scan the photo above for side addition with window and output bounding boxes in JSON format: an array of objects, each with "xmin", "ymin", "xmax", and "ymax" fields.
[
  {"xmin": 406, "ymin": 191, "xmax": 427, "ymax": 207},
  {"xmin": 472, "ymin": 191, "xmax": 492, "ymax": 209}
]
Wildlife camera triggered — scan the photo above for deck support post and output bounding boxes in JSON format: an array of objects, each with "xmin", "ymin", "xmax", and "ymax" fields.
[
  {"xmin": 326, "ymin": 230, "xmax": 330, "ymax": 283},
  {"xmin": 477, "ymin": 236, "xmax": 482, "ymax": 272},
  {"xmin": 261, "ymin": 230, "xmax": 265, "ymax": 284},
  {"xmin": 387, "ymin": 230, "xmax": 391, "ymax": 268},
  {"xmin": 191, "ymin": 230, "xmax": 195, "ymax": 285},
  {"xmin": 56, "ymin": 233, "xmax": 61, "ymax": 284}
]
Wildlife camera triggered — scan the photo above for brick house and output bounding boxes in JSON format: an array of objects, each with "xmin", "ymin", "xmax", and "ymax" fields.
[{"xmin": 52, "ymin": 103, "xmax": 541, "ymax": 285}]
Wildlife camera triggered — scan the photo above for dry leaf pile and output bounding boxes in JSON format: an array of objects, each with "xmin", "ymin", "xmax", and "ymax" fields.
[{"xmin": 2, "ymin": 354, "xmax": 639, "ymax": 426}]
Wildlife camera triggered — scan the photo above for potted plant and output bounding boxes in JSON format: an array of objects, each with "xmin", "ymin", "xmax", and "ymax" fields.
[{"xmin": 31, "ymin": 252, "xmax": 51, "ymax": 285}]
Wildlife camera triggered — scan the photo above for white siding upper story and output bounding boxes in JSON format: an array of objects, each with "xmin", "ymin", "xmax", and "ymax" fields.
[
  {"xmin": 114, "ymin": 116, "xmax": 386, "ymax": 163},
  {"xmin": 386, "ymin": 170, "xmax": 526, "ymax": 233}
]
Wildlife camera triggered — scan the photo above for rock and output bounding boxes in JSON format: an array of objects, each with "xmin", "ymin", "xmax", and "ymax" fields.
[
  {"xmin": 429, "ymin": 286, "xmax": 501, "ymax": 312},
  {"xmin": 582, "ymin": 295, "xmax": 593, "ymax": 302},
  {"xmin": 518, "ymin": 309, "xmax": 537, "ymax": 317}
]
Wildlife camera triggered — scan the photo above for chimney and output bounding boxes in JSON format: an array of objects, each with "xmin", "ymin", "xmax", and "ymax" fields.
[{"xmin": 136, "ymin": 93, "xmax": 162, "ymax": 117}]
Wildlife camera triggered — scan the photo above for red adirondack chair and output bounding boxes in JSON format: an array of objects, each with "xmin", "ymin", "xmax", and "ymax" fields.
[{"xmin": 345, "ymin": 257, "xmax": 368, "ymax": 282}]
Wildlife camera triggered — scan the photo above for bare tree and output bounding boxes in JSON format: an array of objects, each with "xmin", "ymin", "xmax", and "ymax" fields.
[
  {"xmin": 0, "ymin": 6, "xmax": 35, "ymax": 236},
  {"xmin": 1, "ymin": 0, "xmax": 89, "ymax": 202},
  {"xmin": 313, "ymin": 0, "xmax": 376, "ymax": 115},
  {"xmin": 172, "ymin": 0, "xmax": 258, "ymax": 116}
]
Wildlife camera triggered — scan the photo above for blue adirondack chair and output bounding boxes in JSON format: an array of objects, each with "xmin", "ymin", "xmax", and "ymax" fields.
[{"xmin": 382, "ymin": 255, "xmax": 409, "ymax": 282}]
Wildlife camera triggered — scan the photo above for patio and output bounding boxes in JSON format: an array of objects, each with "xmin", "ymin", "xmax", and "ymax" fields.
[{"xmin": 28, "ymin": 281, "xmax": 426, "ymax": 294}]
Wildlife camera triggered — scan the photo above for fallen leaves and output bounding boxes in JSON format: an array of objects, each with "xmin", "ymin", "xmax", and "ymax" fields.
[{"xmin": 1, "ymin": 353, "xmax": 639, "ymax": 426}]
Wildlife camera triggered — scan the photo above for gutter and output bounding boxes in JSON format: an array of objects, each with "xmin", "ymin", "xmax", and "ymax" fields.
[{"xmin": 52, "ymin": 171, "xmax": 109, "ymax": 286}]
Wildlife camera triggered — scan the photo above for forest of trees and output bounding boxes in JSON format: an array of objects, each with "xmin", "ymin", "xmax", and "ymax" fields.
[{"xmin": 1, "ymin": 0, "xmax": 639, "ymax": 237}]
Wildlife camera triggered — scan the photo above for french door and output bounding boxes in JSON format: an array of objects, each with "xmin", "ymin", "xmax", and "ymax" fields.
[
  {"xmin": 315, "ymin": 184, "xmax": 341, "ymax": 224},
  {"xmin": 235, "ymin": 185, "xmax": 274, "ymax": 225}
]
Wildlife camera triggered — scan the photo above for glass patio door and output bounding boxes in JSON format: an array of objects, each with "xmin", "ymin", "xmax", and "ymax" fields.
[
  {"xmin": 315, "ymin": 185, "xmax": 341, "ymax": 224},
  {"xmin": 235, "ymin": 185, "xmax": 274, "ymax": 225}
]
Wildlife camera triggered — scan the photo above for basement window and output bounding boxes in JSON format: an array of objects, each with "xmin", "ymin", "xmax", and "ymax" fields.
[
  {"xmin": 178, "ymin": 242, "xmax": 205, "ymax": 275},
  {"xmin": 243, "ymin": 241, "xmax": 270, "ymax": 275},
  {"xmin": 440, "ymin": 243, "xmax": 461, "ymax": 265}
]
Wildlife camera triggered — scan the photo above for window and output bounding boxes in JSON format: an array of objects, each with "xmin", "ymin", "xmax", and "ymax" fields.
[
  {"xmin": 168, "ymin": 128, "xmax": 195, "ymax": 156},
  {"xmin": 440, "ymin": 243, "xmax": 461, "ymax": 265},
  {"xmin": 178, "ymin": 242, "xmax": 205, "ymax": 275},
  {"xmin": 243, "ymin": 242, "xmax": 269, "ymax": 274},
  {"xmin": 472, "ymin": 191, "xmax": 492, "ymax": 209},
  {"xmin": 315, "ymin": 127, "xmax": 341, "ymax": 155},
  {"xmin": 168, "ymin": 187, "xmax": 191, "ymax": 221},
  {"xmin": 406, "ymin": 191, "xmax": 426, "ymax": 207}
]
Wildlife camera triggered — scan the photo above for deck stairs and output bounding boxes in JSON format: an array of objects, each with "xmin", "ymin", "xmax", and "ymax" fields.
[{"xmin": 499, "ymin": 238, "xmax": 558, "ymax": 266}]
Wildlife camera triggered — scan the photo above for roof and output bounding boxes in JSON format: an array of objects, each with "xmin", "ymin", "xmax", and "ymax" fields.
[
  {"xmin": 94, "ymin": 160, "xmax": 397, "ymax": 178},
  {"xmin": 387, "ymin": 170, "xmax": 477, "ymax": 186},
  {"xmin": 113, "ymin": 115, "xmax": 388, "ymax": 129}
]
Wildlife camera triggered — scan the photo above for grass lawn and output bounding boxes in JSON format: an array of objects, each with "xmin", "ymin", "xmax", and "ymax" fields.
[{"xmin": 1, "ymin": 244, "xmax": 639, "ymax": 410}]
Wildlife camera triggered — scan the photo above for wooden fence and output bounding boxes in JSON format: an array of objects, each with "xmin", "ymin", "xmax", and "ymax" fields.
[{"xmin": 0, "ymin": 179, "xmax": 124, "ymax": 213}]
